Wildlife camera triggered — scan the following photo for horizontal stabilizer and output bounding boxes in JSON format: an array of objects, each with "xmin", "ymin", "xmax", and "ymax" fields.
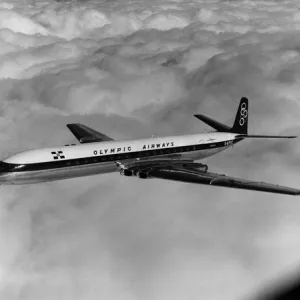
[
  {"xmin": 67, "ymin": 123, "xmax": 114, "ymax": 143},
  {"xmin": 194, "ymin": 114, "xmax": 231, "ymax": 132},
  {"xmin": 194, "ymin": 97, "xmax": 248, "ymax": 134},
  {"xmin": 236, "ymin": 134, "xmax": 297, "ymax": 139}
]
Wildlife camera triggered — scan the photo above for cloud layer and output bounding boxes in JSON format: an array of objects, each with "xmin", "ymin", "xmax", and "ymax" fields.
[{"xmin": 1, "ymin": 0, "xmax": 300, "ymax": 299}]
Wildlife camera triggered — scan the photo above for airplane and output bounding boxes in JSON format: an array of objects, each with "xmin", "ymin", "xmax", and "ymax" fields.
[{"xmin": 0, "ymin": 97, "xmax": 299, "ymax": 195}]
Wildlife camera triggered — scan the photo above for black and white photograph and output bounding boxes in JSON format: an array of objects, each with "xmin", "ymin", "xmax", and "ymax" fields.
[{"xmin": 1, "ymin": 0, "xmax": 300, "ymax": 299}]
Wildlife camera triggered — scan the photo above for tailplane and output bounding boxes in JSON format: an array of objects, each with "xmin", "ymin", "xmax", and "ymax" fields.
[
  {"xmin": 194, "ymin": 97, "xmax": 248, "ymax": 134},
  {"xmin": 236, "ymin": 134, "xmax": 296, "ymax": 139}
]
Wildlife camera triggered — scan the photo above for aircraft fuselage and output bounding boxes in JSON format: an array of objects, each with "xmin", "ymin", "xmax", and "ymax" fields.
[{"xmin": 0, "ymin": 132, "xmax": 240, "ymax": 185}]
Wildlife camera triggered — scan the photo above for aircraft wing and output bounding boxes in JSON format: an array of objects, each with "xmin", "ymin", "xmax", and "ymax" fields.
[
  {"xmin": 66, "ymin": 123, "xmax": 114, "ymax": 143},
  {"xmin": 119, "ymin": 160, "xmax": 300, "ymax": 196}
]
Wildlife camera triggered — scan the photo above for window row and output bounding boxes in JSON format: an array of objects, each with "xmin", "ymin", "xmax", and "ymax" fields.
[{"xmin": 12, "ymin": 144, "xmax": 206, "ymax": 172}]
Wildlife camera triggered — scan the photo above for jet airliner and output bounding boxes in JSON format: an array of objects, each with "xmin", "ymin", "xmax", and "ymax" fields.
[{"xmin": 0, "ymin": 97, "xmax": 299, "ymax": 195}]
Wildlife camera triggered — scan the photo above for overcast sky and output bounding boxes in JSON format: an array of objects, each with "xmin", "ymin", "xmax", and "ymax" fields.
[{"xmin": 1, "ymin": 0, "xmax": 300, "ymax": 299}]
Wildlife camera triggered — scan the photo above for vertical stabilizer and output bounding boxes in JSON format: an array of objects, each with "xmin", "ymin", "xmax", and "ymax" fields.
[{"xmin": 230, "ymin": 97, "xmax": 248, "ymax": 134}]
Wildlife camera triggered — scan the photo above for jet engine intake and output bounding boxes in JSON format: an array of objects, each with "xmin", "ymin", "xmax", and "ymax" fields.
[
  {"xmin": 137, "ymin": 172, "xmax": 149, "ymax": 179},
  {"xmin": 182, "ymin": 163, "xmax": 208, "ymax": 172},
  {"xmin": 120, "ymin": 169, "xmax": 133, "ymax": 176}
]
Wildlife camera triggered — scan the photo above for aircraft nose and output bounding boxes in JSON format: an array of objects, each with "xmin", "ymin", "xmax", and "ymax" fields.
[
  {"xmin": 0, "ymin": 161, "xmax": 12, "ymax": 184},
  {"xmin": 0, "ymin": 161, "xmax": 10, "ymax": 172}
]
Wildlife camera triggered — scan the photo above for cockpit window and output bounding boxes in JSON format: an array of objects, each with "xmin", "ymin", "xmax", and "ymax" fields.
[
  {"xmin": 13, "ymin": 164, "xmax": 25, "ymax": 170},
  {"xmin": 0, "ymin": 162, "xmax": 10, "ymax": 172},
  {"xmin": 0, "ymin": 162, "xmax": 26, "ymax": 172}
]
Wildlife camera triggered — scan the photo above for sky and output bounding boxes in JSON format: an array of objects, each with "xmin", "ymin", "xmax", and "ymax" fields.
[{"xmin": 1, "ymin": 0, "xmax": 300, "ymax": 299}]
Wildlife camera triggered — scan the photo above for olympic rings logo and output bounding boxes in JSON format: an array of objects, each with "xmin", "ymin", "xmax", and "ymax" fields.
[{"xmin": 239, "ymin": 103, "xmax": 248, "ymax": 126}]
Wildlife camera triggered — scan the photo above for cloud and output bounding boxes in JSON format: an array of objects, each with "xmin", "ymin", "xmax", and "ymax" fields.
[
  {"xmin": 0, "ymin": 8, "xmax": 49, "ymax": 35},
  {"xmin": 1, "ymin": 0, "xmax": 300, "ymax": 300}
]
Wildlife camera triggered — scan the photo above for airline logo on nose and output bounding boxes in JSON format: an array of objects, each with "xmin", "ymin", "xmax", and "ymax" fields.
[{"xmin": 51, "ymin": 151, "xmax": 65, "ymax": 160}]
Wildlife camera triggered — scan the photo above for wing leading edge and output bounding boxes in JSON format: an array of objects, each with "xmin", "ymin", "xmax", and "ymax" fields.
[
  {"xmin": 119, "ymin": 160, "xmax": 300, "ymax": 195},
  {"xmin": 67, "ymin": 123, "xmax": 114, "ymax": 143},
  {"xmin": 149, "ymin": 167, "xmax": 300, "ymax": 196}
]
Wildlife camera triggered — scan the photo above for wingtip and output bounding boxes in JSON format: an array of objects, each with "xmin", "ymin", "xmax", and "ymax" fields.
[{"xmin": 66, "ymin": 123, "xmax": 81, "ymax": 127}]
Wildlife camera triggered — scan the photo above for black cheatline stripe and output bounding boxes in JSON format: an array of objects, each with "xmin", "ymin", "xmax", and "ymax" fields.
[{"xmin": 6, "ymin": 139, "xmax": 240, "ymax": 172}]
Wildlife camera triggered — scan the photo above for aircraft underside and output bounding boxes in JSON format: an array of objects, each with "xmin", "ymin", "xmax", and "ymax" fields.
[{"xmin": 0, "ymin": 161, "xmax": 116, "ymax": 184}]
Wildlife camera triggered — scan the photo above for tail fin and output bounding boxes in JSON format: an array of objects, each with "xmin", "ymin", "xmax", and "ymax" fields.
[
  {"xmin": 194, "ymin": 97, "xmax": 248, "ymax": 134},
  {"xmin": 194, "ymin": 97, "xmax": 297, "ymax": 139},
  {"xmin": 232, "ymin": 98, "xmax": 296, "ymax": 138},
  {"xmin": 230, "ymin": 97, "xmax": 248, "ymax": 134}
]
